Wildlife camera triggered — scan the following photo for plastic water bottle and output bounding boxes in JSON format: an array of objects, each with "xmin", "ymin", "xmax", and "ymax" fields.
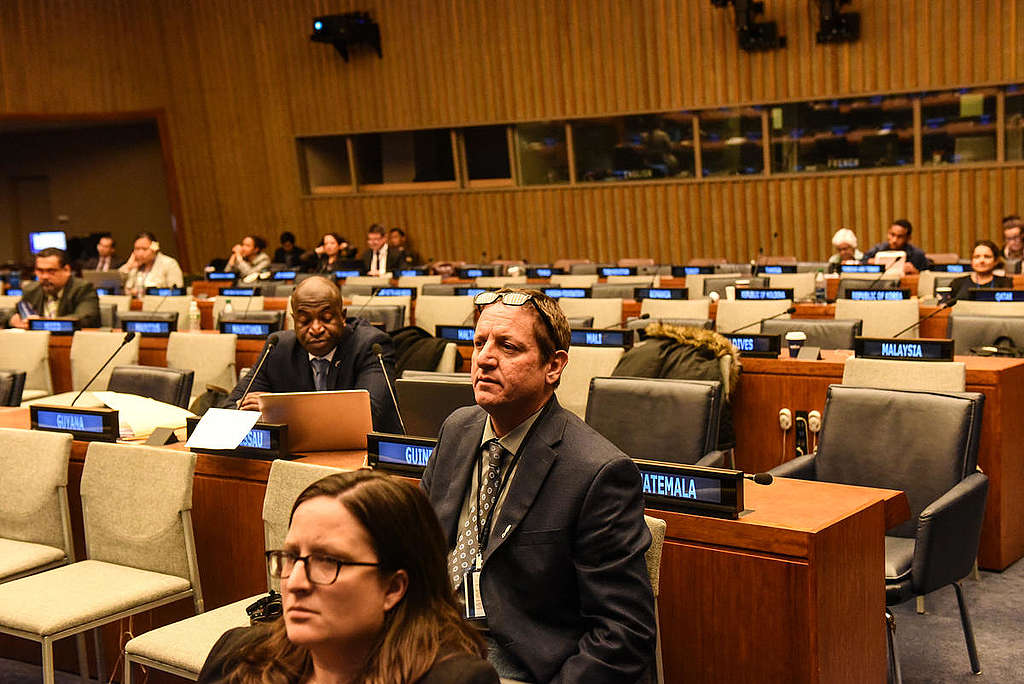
[
  {"xmin": 223, "ymin": 298, "xmax": 234, "ymax": 315},
  {"xmin": 814, "ymin": 270, "xmax": 826, "ymax": 303},
  {"xmin": 188, "ymin": 299, "xmax": 201, "ymax": 331}
]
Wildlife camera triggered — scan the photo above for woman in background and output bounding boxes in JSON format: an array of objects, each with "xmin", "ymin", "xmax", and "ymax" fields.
[
  {"xmin": 119, "ymin": 231, "xmax": 184, "ymax": 296},
  {"xmin": 225, "ymin": 235, "xmax": 272, "ymax": 280},
  {"xmin": 301, "ymin": 232, "xmax": 356, "ymax": 274},
  {"xmin": 826, "ymin": 228, "xmax": 863, "ymax": 273},
  {"xmin": 949, "ymin": 239, "xmax": 1013, "ymax": 301}
]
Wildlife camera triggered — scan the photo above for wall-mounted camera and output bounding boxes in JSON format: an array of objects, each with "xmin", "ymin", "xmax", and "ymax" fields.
[
  {"xmin": 310, "ymin": 12, "xmax": 382, "ymax": 62},
  {"xmin": 710, "ymin": 0, "xmax": 786, "ymax": 53},
  {"xmin": 815, "ymin": 0, "xmax": 860, "ymax": 44}
]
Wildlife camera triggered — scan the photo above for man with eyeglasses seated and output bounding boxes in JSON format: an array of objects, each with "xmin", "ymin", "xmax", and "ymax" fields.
[
  {"xmin": 420, "ymin": 288, "xmax": 655, "ymax": 684},
  {"xmin": 8, "ymin": 247, "xmax": 100, "ymax": 329},
  {"xmin": 1002, "ymin": 215, "xmax": 1023, "ymax": 274}
]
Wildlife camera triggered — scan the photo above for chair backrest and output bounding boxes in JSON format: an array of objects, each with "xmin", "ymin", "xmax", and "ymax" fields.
[
  {"xmin": 756, "ymin": 254, "xmax": 797, "ymax": 265},
  {"xmin": 420, "ymin": 284, "xmax": 458, "ymax": 296},
  {"xmin": 591, "ymin": 283, "xmax": 640, "ymax": 299},
  {"xmin": 687, "ymin": 257, "xmax": 727, "ymax": 266},
  {"xmin": 212, "ymin": 296, "xmax": 265, "ymax": 326},
  {"xmin": 0, "ymin": 330, "xmax": 52, "ymax": 396},
  {"xmin": 396, "ymin": 275, "xmax": 442, "ymax": 296},
  {"xmin": 70, "ymin": 330, "xmax": 140, "ymax": 391},
  {"xmin": 345, "ymin": 275, "xmax": 391, "ymax": 287},
  {"xmin": 557, "ymin": 298, "xmax": 622, "ymax": 329},
  {"xmin": 166, "ymin": 332, "xmax": 237, "ymax": 396},
  {"xmin": 605, "ymin": 275, "xmax": 655, "ymax": 286},
  {"xmin": 833, "ymin": 299, "xmax": 919, "ymax": 337},
  {"xmin": 842, "ymin": 357, "xmax": 966, "ymax": 392},
  {"xmin": 948, "ymin": 314, "xmax": 1024, "ymax": 355},
  {"xmin": 341, "ymin": 283, "xmax": 375, "ymax": 297},
  {"xmin": 715, "ymin": 299, "xmax": 792, "ymax": 335},
  {"xmin": 0, "ymin": 428, "xmax": 72, "ymax": 555},
  {"xmin": 702, "ymin": 275, "xmax": 769, "ymax": 298},
  {"xmin": 640, "ymin": 299, "xmax": 711, "ymax": 321},
  {"xmin": 926, "ymin": 252, "xmax": 960, "ymax": 265},
  {"xmin": 767, "ymin": 272, "xmax": 817, "ymax": 301},
  {"xmin": 629, "ymin": 317, "xmax": 712, "ymax": 331},
  {"xmin": 350, "ymin": 294, "xmax": 411, "ymax": 327},
  {"xmin": 836, "ymin": 277, "xmax": 901, "ymax": 299},
  {"xmin": 350, "ymin": 304, "xmax": 406, "ymax": 332},
  {"xmin": 142, "ymin": 295, "xmax": 194, "ymax": 330},
  {"xmin": 586, "ymin": 377, "xmax": 722, "ymax": 464},
  {"xmin": 762, "ymin": 318, "xmax": 862, "ymax": 350},
  {"xmin": 100, "ymin": 294, "xmax": 132, "ymax": 316},
  {"xmin": 569, "ymin": 263, "xmax": 612, "ymax": 275},
  {"xmin": 100, "ymin": 294, "xmax": 132, "ymax": 328},
  {"xmin": 107, "ymin": 364, "xmax": 195, "ymax": 408},
  {"xmin": 80, "ymin": 442, "xmax": 197, "ymax": 579},
  {"xmin": 556, "ymin": 346, "xmax": 625, "ymax": 418},
  {"xmin": 475, "ymin": 275, "xmax": 527, "ymax": 288},
  {"xmin": 0, "ymin": 370, "xmax": 27, "ymax": 406},
  {"xmin": 549, "ymin": 274, "xmax": 599, "ymax": 288},
  {"xmin": 620, "ymin": 257, "xmax": 656, "ymax": 267},
  {"xmin": 0, "ymin": 295, "xmax": 21, "ymax": 310},
  {"xmin": 952, "ymin": 301, "xmax": 1024, "ymax": 317},
  {"xmin": 413, "ymin": 295, "xmax": 475, "ymax": 336},
  {"xmin": 434, "ymin": 343, "xmax": 459, "ymax": 372},
  {"xmin": 552, "ymin": 258, "xmax": 591, "ymax": 272},
  {"xmin": 815, "ymin": 385, "xmax": 984, "ymax": 538},
  {"xmin": 566, "ymin": 316, "xmax": 595, "ymax": 328}
]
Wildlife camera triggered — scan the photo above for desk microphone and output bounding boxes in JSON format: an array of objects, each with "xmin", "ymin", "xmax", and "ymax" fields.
[
  {"xmin": 890, "ymin": 298, "xmax": 957, "ymax": 338},
  {"xmin": 350, "ymin": 286, "xmax": 382, "ymax": 324},
  {"xmin": 727, "ymin": 307, "xmax": 797, "ymax": 334},
  {"xmin": 237, "ymin": 333, "xmax": 280, "ymax": 404},
  {"xmin": 372, "ymin": 342, "xmax": 407, "ymax": 434},
  {"xmin": 72, "ymin": 331, "xmax": 136, "ymax": 406},
  {"xmin": 744, "ymin": 472, "xmax": 774, "ymax": 485}
]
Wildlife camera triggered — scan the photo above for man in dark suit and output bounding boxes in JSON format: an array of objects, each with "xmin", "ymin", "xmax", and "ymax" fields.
[
  {"xmin": 9, "ymin": 248, "xmax": 100, "ymax": 328},
  {"xmin": 361, "ymin": 224, "xmax": 404, "ymax": 276},
  {"xmin": 421, "ymin": 288, "xmax": 655, "ymax": 683},
  {"xmin": 225, "ymin": 276, "xmax": 403, "ymax": 434},
  {"xmin": 80, "ymin": 233, "xmax": 124, "ymax": 272}
]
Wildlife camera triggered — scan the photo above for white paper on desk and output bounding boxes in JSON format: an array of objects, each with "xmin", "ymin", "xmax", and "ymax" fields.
[
  {"xmin": 185, "ymin": 408, "xmax": 262, "ymax": 450},
  {"xmin": 92, "ymin": 391, "xmax": 196, "ymax": 440}
]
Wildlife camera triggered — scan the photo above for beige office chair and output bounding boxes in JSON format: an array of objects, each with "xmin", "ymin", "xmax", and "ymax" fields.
[
  {"xmin": 606, "ymin": 275, "xmax": 655, "ymax": 286},
  {"xmin": 715, "ymin": 299, "xmax": 792, "ymax": 335},
  {"xmin": 99, "ymin": 294, "xmax": 132, "ymax": 327},
  {"xmin": 555, "ymin": 346, "xmax": 626, "ymax": 418},
  {"xmin": 767, "ymin": 272, "xmax": 817, "ymax": 301},
  {"xmin": 953, "ymin": 301, "xmax": 1024, "ymax": 317},
  {"xmin": 69, "ymin": 330, "xmax": 140, "ymax": 391},
  {"xmin": 549, "ymin": 274, "xmax": 599, "ymax": 288},
  {"xmin": 619, "ymin": 257, "xmax": 656, "ymax": 267},
  {"xmin": 842, "ymin": 357, "xmax": 966, "ymax": 392},
  {"xmin": 408, "ymin": 295, "xmax": 474, "ymax": 336},
  {"xmin": 552, "ymin": 258, "xmax": 592, "ymax": 272},
  {"xmin": 396, "ymin": 274, "xmax": 442, "ymax": 296},
  {"xmin": 640, "ymin": 299, "xmax": 711, "ymax": 321},
  {"xmin": 834, "ymin": 299, "xmax": 919, "ymax": 338},
  {"xmin": 0, "ymin": 443, "xmax": 201, "ymax": 684},
  {"xmin": 0, "ymin": 429, "xmax": 74, "ymax": 583},
  {"xmin": 212, "ymin": 295, "xmax": 264, "ymax": 326},
  {"xmin": 476, "ymin": 275, "xmax": 527, "ymax": 288},
  {"xmin": 557, "ymin": 298, "xmax": 622, "ymax": 329},
  {"xmin": 123, "ymin": 460, "xmax": 340, "ymax": 683},
  {"xmin": 0, "ymin": 329, "xmax": 53, "ymax": 401},
  {"xmin": 166, "ymin": 332, "xmax": 237, "ymax": 404},
  {"xmin": 142, "ymin": 295, "xmax": 193, "ymax": 330},
  {"xmin": 434, "ymin": 343, "xmax": 460, "ymax": 372}
]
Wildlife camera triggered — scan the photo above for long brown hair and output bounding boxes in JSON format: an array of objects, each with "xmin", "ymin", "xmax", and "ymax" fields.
[{"xmin": 219, "ymin": 470, "xmax": 485, "ymax": 683}]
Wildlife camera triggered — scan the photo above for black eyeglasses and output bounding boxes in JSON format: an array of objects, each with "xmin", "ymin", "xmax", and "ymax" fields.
[
  {"xmin": 265, "ymin": 550, "xmax": 379, "ymax": 586},
  {"xmin": 473, "ymin": 291, "xmax": 563, "ymax": 351}
]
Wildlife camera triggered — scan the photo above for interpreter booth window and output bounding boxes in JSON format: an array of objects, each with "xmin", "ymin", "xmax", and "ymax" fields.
[
  {"xmin": 462, "ymin": 125, "xmax": 512, "ymax": 183},
  {"xmin": 698, "ymin": 107, "xmax": 764, "ymax": 177},
  {"xmin": 1006, "ymin": 85, "xmax": 1024, "ymax": 161},
  {"xmin": 297, "ymin": 136, "xmax": 352, "ymax": 194},
  {"xmin": 571, "ymin": 114, "xmax": 695, "ymax": 182},
  {"xmin": 769, "ymin": 96, "xmax": 913, "ymax": 173},
  {"xmin": 921, "ymin": 89, "xmax": 998, "ymax": 165},
  {"xmin": 352, "ymin": 129, "xmax": 456, "ymax": 188},
  {"xmin": 515, "ymin": 123, "xmax": 569, "ymax": 185}
]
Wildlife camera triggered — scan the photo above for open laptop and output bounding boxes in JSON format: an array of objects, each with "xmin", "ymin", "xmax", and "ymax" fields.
[
  {"xmin": 395, "ymin": 375, "xmax": 476, "ymax": 438},
  {"xmin": 258, "ymin": 390, "xmax": 372, "ymax": 452}
]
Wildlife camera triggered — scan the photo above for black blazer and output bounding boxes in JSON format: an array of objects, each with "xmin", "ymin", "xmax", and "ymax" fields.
[
  {"xmin": 17, "ymin": 277, "xmax": 100, "ymax": 327},
  {"xmin": 949, "ymin": 274, "xmax": 1015, "ymax": 302},
  {"xmin": 224, "ymin": 319, "xmax": 403, "ymax": 434},
  {"xmin": 81, "ymin": 255, "xmax": 125, "ymax": 272},
  {"xmin": 360, "ymin": 247, "xmax": 405, "ymax": 274},
  {"xmin": 421, "ymin": 398, "xmax": 656, "ymax": 684}
]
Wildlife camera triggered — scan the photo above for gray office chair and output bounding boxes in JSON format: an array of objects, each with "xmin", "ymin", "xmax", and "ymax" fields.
[
  {"xmin": 0, "ymin": 370, "xmax": 26, "ymax": 406},
  {"xmin": 948, "ymin": 314, "xmax": 1024, "ymax": 356},
  {"xmin": 350, "ymin": 304, "xmax": 406, "ymax": 331},
  {"xmin": 761, "ymin": 318, "xmax": 863, "ymax": 349},
  {"xmin": 702, "ymin": 275, "xmax": 768, "ymax": 297},
  {"xmin": 340, "ymin": 283, "xmax": 375, "ymax": 297},
  {"xmin": 219, "ymin": 310, "xmax": 286, "ymax": 329},
  {"xmin": 627, "ymin": 317, "xmax": 713, "ymax": 331},
  {"xmin": 585, "ymin": 377, "xmax": 726, "ymax": 467},
  {"xmin": 420, "ymin": 284, "xmax": 459, "ymax": 296},
  {"xmin": 569, "ymin": 262, "xmax": 613, "ymax": 275},
  {"xmin": 566, "ymin": 315, "xmax": 595, "ymax": 328},
  {"xmin": 769, "ymin": 385, "xmax": 987, "ymax": 683},
  {"xmin": 107, "ymin": 365, "xmax": 195, "ymax": 408},
  {"xmin": 591, "ymin": 282, "xmax": 641, "ymax": 299},
  {"xmin": 836, "ymin": 277, "xmax": 901, "ymax": 298}
]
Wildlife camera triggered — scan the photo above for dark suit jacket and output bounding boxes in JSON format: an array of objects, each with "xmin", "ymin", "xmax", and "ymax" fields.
[
  {"xmin": 949, "ymin": 274, "xmax": 1014, "ymax": 302},
  {"xmin": 360, "ymin": 247, "xmax": 405, "ymax": 274},
  {"xmin": 421, "ymin": 399, "xmax": 655, "ymax": 684},
  {"xmin": 862, "ymin": 242, "xmax": 932, "ymax": 272},
  {"xmin": 17, "ymin": 277, "xmax": 100, "ymax": 327},
  {"xmin": 81, "ymin": 255, "xmax": 125, "ymax": 272},
  {"xmin": 224, "ymin": 319, "xmax": 403, "ymax": 434}
]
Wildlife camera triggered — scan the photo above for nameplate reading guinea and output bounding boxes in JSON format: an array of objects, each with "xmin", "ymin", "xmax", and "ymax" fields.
[
  {"xmin": 634, "ymin": 459, "xmax": 743, "ymax": 518},
  {"xmin": 367, "ymin": 432, "xmax": 437, "ymax": 477},
  {"xmin": 569, "ymin": 328, "xmax": 635, "ymax": 349},
  {"xmin": 436, "ymin": 325, "xmax": 475, "ymax": 342},
  {"xmin": 722, "ymin": 333, "xmax": 781, "ymax": 358},
  {"xmin": 185, "ymin": 417, "xmax": 290, "ymax": 460},
  {"xmin": 31, "ymin": 405, "xmax": 119, "ymax": 442},
  {"xmin": 634, "ymin": 288, "xmax": 688, "ymax": 300},
  {"xmin": 854, "ymin": 336, "xmax": 954, "ymax": 361}
]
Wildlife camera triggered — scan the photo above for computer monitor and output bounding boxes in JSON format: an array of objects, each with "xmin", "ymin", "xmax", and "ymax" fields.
[{"xmin": 29, "ymin": 231, "xmax": 67, "ymax": 254}]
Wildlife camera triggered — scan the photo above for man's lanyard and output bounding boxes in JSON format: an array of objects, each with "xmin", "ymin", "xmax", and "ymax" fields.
[{"xmin": 474, "ymin": 444, "xmax": 521, "ymax": 552}]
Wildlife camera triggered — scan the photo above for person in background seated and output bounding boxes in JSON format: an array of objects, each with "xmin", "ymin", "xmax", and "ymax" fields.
[
  {"xmin": 362, "ymin": 224, "xmax": 403, "ymax": 276},
  {"xmin": 118, "ymin": 231, "xmax": 184, "ymax": 297},
  {"xmin": 1001, "ymin": 216, "xmax": 1023, "ymax": 273},
  {"xmin": 421, "ymin": 288, "xmax": 655, "ymax": 683},
  {"xmin": 389, "ymin": 227, "xmax": 423, "ymax": 267},
  {"xmin": 224, "ymin": 276, "xmax": 403, "ymax": 433},
  {"xmin": 224, "ymin": 234, "xmax": 271, "ymax": 279},
  {"xmin": 826, "ymin": 227, "xmax": 863, "ymax": 273},
  {"xmin": 862, "ymin": 219, "xmax": 931, "ymax": 274},
  {"xmin": 81, "ymin": 233, "xmax": 123, "ymax": 272},
  {"xmin": 8, "ymin": 248, "xmax": 100, "ymax": 328},
  {"xmin": 949, "ymin": 239, "xmax": 1013, "ymax": 302},
  {"xmin": 198, "ymin": 471, "xmax": 499, "ymax": 684},
  {"xmin": 274, "ymin": 231, "xmax": 305, "ymax": 267},
  {"xmin": 301, "ymin": 232, "xmax": 356, "ymax": 274}
]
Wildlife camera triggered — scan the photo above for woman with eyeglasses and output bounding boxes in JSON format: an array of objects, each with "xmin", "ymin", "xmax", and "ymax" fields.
[{"xmin": 198, "ymin": 471, "xmax": 498, "ymax": 684}]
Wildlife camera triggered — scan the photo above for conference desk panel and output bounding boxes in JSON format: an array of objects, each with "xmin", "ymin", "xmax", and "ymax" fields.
[{"xmin": 731, "ymin": 353, "xmax": 1024, "ymax": 571}]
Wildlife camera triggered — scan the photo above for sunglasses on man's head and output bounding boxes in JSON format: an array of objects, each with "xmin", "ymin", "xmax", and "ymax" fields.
[{"xmin": 473, "ymin": 291, "xmax": 563, "ymax": 351}]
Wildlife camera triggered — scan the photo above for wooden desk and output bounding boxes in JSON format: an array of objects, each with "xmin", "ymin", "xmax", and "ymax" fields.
[{"xmin": 732, "ymin": 352, "xmax": 1024, "ymax": 571}]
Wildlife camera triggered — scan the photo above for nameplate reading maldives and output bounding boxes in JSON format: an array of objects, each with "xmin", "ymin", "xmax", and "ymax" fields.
[
  {"xmin": 569, "ymin": 328, "xmax": 634, "ymax": 348},
  {"xmin": 367, "ymin": 432, "xmax": 438, "ymax": 477},
  {"xmin": 737, "ymin": 288, "xmax": 793, "ymax": 301},
  {"xmin": 220, "ymin": 321, "xmax": 272, "ymax": 337},
  {"xmin": 600, "ymin": 266, "xmax": 636, "ymax": 277},
  {"xmin": 671, "ymin": 265, "xmax": 715, "ymax": 276},
  {"xmin": 722, "ymin": 333, "xmax": 781, "ymax": 358},
  {"xmin": 966, "ymin": 289, "xmax": 1024, "ymax": 302},
  {"xmin": 207, "ymin": 271, "xmax": 236, "ymax": 281},
  {"xmin": 634, "ymin": 288, "xmax": 688, "ymax": 300},
  {"xmin": 31, "ymin": 405, "xmax": 119, "ymax": 442},
  {"xmin": 847, "ymin": 289, "xmax": 912, "ymax": 301},
  {"xmin": 634, "ymin": 459, "xmax": 743, "ymax": 518},
  {"xmin": 854, "ymin": 337, "xmax": 954, "ymax": 362},
  {"xmin": 123, "ymin": 320, "xmax": 173, "ymax": 336},
  {"xmin": 839, "ymin": 263, "xmax": 884, "ymax": 273},
  {"xmin": 542, "ymin": 287, "xmax": 590, "ymax": 299},
  {"xmin": 436, "ymin": 325, "xmax": 475, "ymax": 342},
  {"xmin": 28, "ymin": 318, "xmax": 78, "ymax": 334}
]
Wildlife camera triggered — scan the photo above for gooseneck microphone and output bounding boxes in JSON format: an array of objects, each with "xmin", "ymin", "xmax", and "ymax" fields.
[
  {"xmin": 601, "ymin": 313, "xmax": 649, "ymax": 330},
  {"xmin": 72, "ymin": 331, "xmax": 136, "ymax": 406},
  {"xmin": 890, "ymin": 298, "xmax": 957, "ymax": 338},
  {"xmin": 727, "ymin": 307, "xmax": 797, "ymax": 334},
  {"xmin": 237, "ymin": 333, "xmax": 280, "ymax": 405},
  {"xmin": 744, "ymin": 472, "xmax": 774, "ymax": 485},
  {"xmin": 372, "ymin": 342, "xmax": 407, "ymax": 435}
]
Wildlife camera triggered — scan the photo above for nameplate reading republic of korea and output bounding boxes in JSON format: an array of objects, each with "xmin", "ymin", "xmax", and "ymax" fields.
[
  {"xmin": 31, "ymin": 405, "xmax": 119, "ymax": 442},
  {"xmin": 847, "ymin": 288, "xmax": 911, "ymax": 301},
  {"xmin": 854, "ymin": 337, "xmax": 954, "ymax": 362},
  {"xmin": 634, "ymin": 459, "xmax": 744, "ymax": 519},
  {"xmin": 367, "ymin": 432, "xmax": 437, "ymax": 477}
]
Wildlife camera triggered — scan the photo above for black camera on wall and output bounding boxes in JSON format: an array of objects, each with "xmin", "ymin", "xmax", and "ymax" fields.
[{"xmin": 310, "ymin": 12, "xmax": 382, "ymax": 62}]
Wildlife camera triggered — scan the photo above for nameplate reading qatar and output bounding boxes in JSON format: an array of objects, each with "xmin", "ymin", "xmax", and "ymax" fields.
[
  {"xmin": 634, "ymin": 460, "xmax": 743, "ymax": 518},
  {"xmin": 367, "ymin": 433, "xmax": 437, "ymax": 477},
  {"xmin": 854, "ymin": 337, "xmax": 954, "ymax": 362}
]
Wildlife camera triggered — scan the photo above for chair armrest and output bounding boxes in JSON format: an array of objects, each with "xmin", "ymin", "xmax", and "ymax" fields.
[
  {"xmin": 695, "ymin": 450, "xmax": 727, "ymax": 468},
  {"xmin": 768, "ymin": 453, "xmax": 816, "ymax": 480},
  {"xmin": 912, "ymin": 472, "xmax": 989, "ymax": 595}
]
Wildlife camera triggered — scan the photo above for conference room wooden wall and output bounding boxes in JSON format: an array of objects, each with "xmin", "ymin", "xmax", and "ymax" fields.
[{"xmin": 2, "ymin": 0, "xmax": 1023, "ymax": 267}]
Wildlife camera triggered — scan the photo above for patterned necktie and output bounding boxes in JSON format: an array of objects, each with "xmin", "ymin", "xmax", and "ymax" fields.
[
  {"xmin": 44, "ymin": 295, "xmax": 59, "ymax": 318},
  {"xmin": 449, "ymin": 439, "xmax": 507, "ymax": 588},
  {"xmin": 311, "ymin": 357, "xmax": 330, "ymax": 391}
]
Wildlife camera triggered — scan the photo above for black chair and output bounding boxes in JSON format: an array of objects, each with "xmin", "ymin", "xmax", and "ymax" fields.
[
  {"xmin": 837, "ymin": 277, "xmax": 901, "ymax": 298},
  {"xmin": 0, "ymin": 370, "xmax": 26, "ymax": 406},
  {"xmin": 349, "ymin": 304, "xmax": 405, "ymax": 332},
  {"xmin": 107, "ymin": 365, "xmax": 195, "ymax": 408},
  {"xmin": 948, "ymin": 314, "xmax": 1024, "ymax": 356},
  {"xmin": 769, "ymin": 385, "xmax": 988, "ymax": 682},
  {"xmin": 761, "ymin": 318, "xmax": 863, "ymax": 349},
  {"xmin": 585, "ymin": 377, "xmax": 726, "ymax": 467}
]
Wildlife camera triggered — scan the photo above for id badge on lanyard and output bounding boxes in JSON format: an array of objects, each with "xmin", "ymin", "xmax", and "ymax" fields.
[{"xmin": 461, "ymin": 556, "xmax": 486, "ymax": 620}]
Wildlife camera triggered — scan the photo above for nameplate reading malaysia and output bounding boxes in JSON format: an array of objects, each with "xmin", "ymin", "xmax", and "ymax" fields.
[
  {"xmin": 367, "ymin": 432, "xmax": 437, "ymax": 477},
  {"xmin": 220, "ymin": 321, "xmax": 273, "ymax": 338},
  {"xmin": 737, "ymin": 288, "xmax": 793, "ymax": 301},
  {"xmin": 967, "ymin": 289, "xmax": 1024, "ymax": 302},
  {"xmin": 453, "ymin": 287, "xmax": 492, "ymax": 297},
  {"xmin": 847, "ymin": 288, "xmax": 912, "ymax": 301},
  {"xmin": 569, "ymin": 328, "xmax": 635, "ymax": 349},
  {"xmin": 372, "ymin": 287, "xmax": 416, "ymax": 299},
  {"xmin": 28, "ymin": 318, "xmax": 79, "ymax": 334},
  {"xmin": 436, "ymin": 325, "xmax": 475, "ymax": 342},
  {"xmin": 458, "ymin": 267, "xmax": 497, "ymax": 278},
  {"xmin": 541, "ymin": 287, "xmax": 590, "ymax": 299},
  {"xmin": 185, "ymin": 417, "xmax": 290, "ymax": 460},
  {"xmin": 145, "ymin": 287, "xmax": 186, "ymax": 296},
  {"xmin": 839, "ymin": 263, "xmax": 884, "ymax": 274},
  {"xmin": 333, "ymin": 269, "xmax": 362, "ymax": 279},
  {"xmin": 757, "ymin": 264, "xmax": 798, "ymax": 274},
  {"xmin": 671, "ymin": 266, "xmax": 715, "ymax": 276},
  {"xmin": 123, "ymin": 319, "xmax": 174, "ymax": 336},
  {"xmin": 31, "ymin": 405, "xmax": 119, "ymax": 442},
  {"xmin": 722, "ymin": 333, "xmax": 782, "ymax": 358},
  {"xmin": 272, "ymin": 270, "xmax": 298, "ymax": 280},
  {"xmin": 634, "ymin": 459, "xmax": 744, "ymax": 518},
  {"xmin": 221, "ymin": 287, "xmax": 261, "ymax": 297},
  {"xmin": 634, "ymin": 287, "xmax": 689, "ymax": 300},
  {"xmin": 854, "ymin": 336, "xmax": 954, "ymax": 362},
  {"xmin": 526, "ymin": 267, "xmax": 563, "ymax": 278},
  {"xmin": 931, "ymin": 264, "xmax": 971, "ymax": 273},
  {"xmin": 600, "ymin": 266, "xmax": 637, "ymax": 276},
  {"xmin": 207, "ymin": 271, "xmax": 236, "ymax": 281}
]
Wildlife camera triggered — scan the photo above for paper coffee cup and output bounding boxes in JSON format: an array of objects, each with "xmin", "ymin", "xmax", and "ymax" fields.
[{"xmin": 785, "ymin": 331, "xmax": 807, "ymax": 357}]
